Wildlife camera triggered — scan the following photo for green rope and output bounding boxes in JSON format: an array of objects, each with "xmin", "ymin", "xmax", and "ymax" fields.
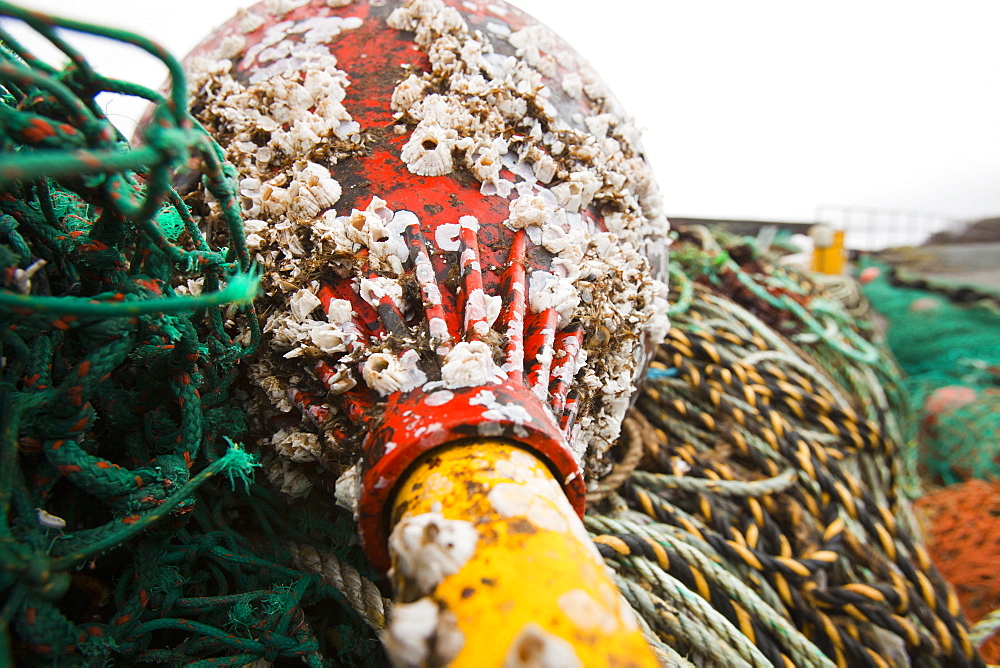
[
  {"xmin": 630, "ymin": 468, "xmax": 798, "ymax": 497},
  {"xmin": 970, "ymin": 609, "xmax": 1000, "ymax": 650}
]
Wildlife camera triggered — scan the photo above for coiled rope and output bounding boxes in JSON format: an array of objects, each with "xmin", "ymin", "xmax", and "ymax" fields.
[{"xmin": 584, "ymin": 227, "xmax": 982, "ymax": 667}]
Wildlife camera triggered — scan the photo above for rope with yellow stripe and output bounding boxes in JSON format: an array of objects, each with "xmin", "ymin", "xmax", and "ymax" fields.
[
  {"xmin": 642, "ymin": 325, "xmax": 977, "ymax": 665},
  {"xmin": 594, "ymin": 233, "xmax": 983, "ymax": 668}
]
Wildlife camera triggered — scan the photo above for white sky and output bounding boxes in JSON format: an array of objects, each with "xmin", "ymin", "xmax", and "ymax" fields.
[{"xmin": 4, "ymin": 0, "xmax": 1000, "ymax": 225}]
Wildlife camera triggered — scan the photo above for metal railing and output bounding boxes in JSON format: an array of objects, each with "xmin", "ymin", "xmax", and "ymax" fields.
[{"xmin": 815, "ymin": 205, "xmax": 965, "ymax": 251}]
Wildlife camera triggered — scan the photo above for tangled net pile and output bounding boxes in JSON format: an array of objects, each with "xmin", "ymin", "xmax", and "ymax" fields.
[
  {"xmin": 0, "ymin": 4, "xmax": 986, "ymax": 667},
  {"xmin": 0, "ymin": 6, "xmax": 382, "ymax": 666},
  {"xmin": 858, "ymin": 261, "xmax": 1000, "ymax": 484},
  {"xmin": 914, "ymin": 481, "xmax": 1000, "ymax": 663}
]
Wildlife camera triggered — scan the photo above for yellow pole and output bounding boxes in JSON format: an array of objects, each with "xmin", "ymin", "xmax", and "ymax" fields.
[{"xmin": 381, "ymin": 440, "xmax": 658, "ymax": 667}]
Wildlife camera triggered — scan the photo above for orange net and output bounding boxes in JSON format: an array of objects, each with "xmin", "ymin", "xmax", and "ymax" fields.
[{"xmin": 915, "ymin": 479, "xmax": 1000, "ymax": 662}]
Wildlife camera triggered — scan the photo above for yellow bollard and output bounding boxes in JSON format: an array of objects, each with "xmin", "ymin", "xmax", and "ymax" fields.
[
  {"xmin": 382, "ymin": 440, "xmax": 658, "ymax": 667},
  {"xmin": 810, "ymin": 224, "xmax": 846, "ymax": 275}
]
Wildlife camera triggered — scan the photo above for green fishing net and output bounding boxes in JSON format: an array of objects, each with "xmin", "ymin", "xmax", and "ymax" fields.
[
  {"xmin": 0, "ymin": 4, "xmax": 385, "ymax": 665},
  {"xmin": 860, "ymin": 260, "xmax": 1000, "ymax": 483}
]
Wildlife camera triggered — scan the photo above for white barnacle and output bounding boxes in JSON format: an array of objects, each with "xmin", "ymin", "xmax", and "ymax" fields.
[
  {"xmin": 326, "ymin": 298, "xmax": 354, "ymax": 325},
  {"xmin": 505, "ymin": 194, "xmax": 548, "ymax": 229},
  {"xmin": 265, "ymin": 0, "xmax": 309, "ymax": 16},
  {"xmin": 257, "ymin": 374, "xmax": 294, "ymax": 413},
  {"xmin": 271, "ymin": 428, "xmax": 322, "ymax": 463},
  {"xmin": 266, "ymin": 457, "xmax": 313, "ymax": 498},
  {"xmin": 480, "ymin": 178, "xmax": 514, "ymax": 199},
  {"xmin": 531, "ymin": 151, "xmax": 558, "ymax": 184},
  {"xmin": 334, "ymin": 461, "xmax": 361, "ymax": 519},
  {"xmin": 266, "ymin": 318, "xmax": 315, "ymax": 357},
  {"xmin": 440, "ymin": 341, "xmax": 506, "ymax": 389},
  {"xmin": 551, "ymin": 171, "xmax": 600, "ymax": 213},
  {"xmin": 310, "ymin": 322, "xmax": 351, "ymax": 354},
  {"xmin": 245, "ymin": 233, "xmax": 266, "ymax": 251},
  {"xmin": 363, "ymin": 352, "xmax": 404, "ymax": 395},
  {"xmin": 561, "ymin": 71, "xmax": 584, "ymax": 99},
  {"xmin": 291, "ymin": 161, "xmax": 342, "ymax": 219},
  {"xmin": 289, "ymin": 287, "xmax": 322, "ymax": 322},
  {"xmin": 388, "ymin": 511, "xmax": 478, "ymax": 594},
  {"xmin": 383, "ymin": 598, "xmax": 438, "ymax": 668},
  {"xmin": 238, "ymin": 176, "xmax": 263, "ymax": 216},
  {"xmin": 336, "ymin": 199, "xmax": 409, "ymax": 274},
  {"xmin": 503, "ymin": 623, "xmax": 583, "ymax": 668},
  {"xmin": 493, "ymin": 94, "xmax": 527, "ymax": 123},
  {"xmin": 237, "ymin": 8, "xmax": 266, "ymax": 34},
  {"xmin": 359, "ymin": 276, "xmax": 404, "ymax": 310},
  {"xmin": 541, "ymin": 223, "xmax": 587, "ymax": 261},
  {"xmin": 336, "ymin": 120, "xmax": 361, "ymax": 139},
  {"xmin": 214, "ymin": 34, "xmax": 246, "ymax": 60},
  {"xmin": 323, "ymin": 363, "xmax": 357, "ymax": 395},
  {"xmin": 584, "ymin": 113, "xmax": 615, "ymax": 140},
  {"xmin": 392, "ymin": 74, "xmax": 430, "ymax": 112},
  {"xmin": 466, "ymin": 138, "xmax": 507, "ymax": 185},
  {"xmin": 311, "ymin": 211, "xmax": 353, "ymax": 253},
  {"xmin": 401, "ymin": 124, "xmax": 456, "ymax": 177},
  {"xmin": 528, "ymin": 270, "xmax": 579, "ymax": 327},
  {"xmin": 363, "ymin": 350, "xmax": 428, "ymax": 396}
]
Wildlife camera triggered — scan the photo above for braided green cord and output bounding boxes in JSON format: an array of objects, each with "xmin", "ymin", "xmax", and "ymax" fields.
[
  {"xmin": 51, "ymin": 446, "xmax": 257, "ymax": 571},
  {"xmin": 613, "ymin": 574, "xmax": 753, "ymax": 668},
  {"xmin": 667, "ymin": 262, "xmax": 694, "ymax": 316},
  {"xmin": 630, "ymin": 468, "xmax": 798, "ymax": 497},
  {"xmin": 0, "ymin": 5, "xmax": 359, "ymax": 665},
  {"xmin": 588, "ymin": 514, "xmax": 835, "ymax": 668},
  {"xmin": 719, "ymin": 243, "xmax": 886, "ymax": 366},
  {"xmin": 611, "ymin": 575, "xmax": 698, "ymax": 668},
  {"xmin": 0, "ymin": 272, "xmax": 258, "ymax": 315},
  {"xmin": 970, "ymin": 609, "xmax": 1000, "ymax": 650},
  {"xmin": 0, "ymin": 2, "xmax": 187, "ymax": 124}
]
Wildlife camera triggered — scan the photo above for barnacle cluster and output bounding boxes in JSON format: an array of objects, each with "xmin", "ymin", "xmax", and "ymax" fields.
[
  {"xmin": 386, "ymin": 0, "xmax": 670, "ymax": 474},
  {"xmin": 182, "ymin": 0, "xmax": 669, "ymax": 497}
]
